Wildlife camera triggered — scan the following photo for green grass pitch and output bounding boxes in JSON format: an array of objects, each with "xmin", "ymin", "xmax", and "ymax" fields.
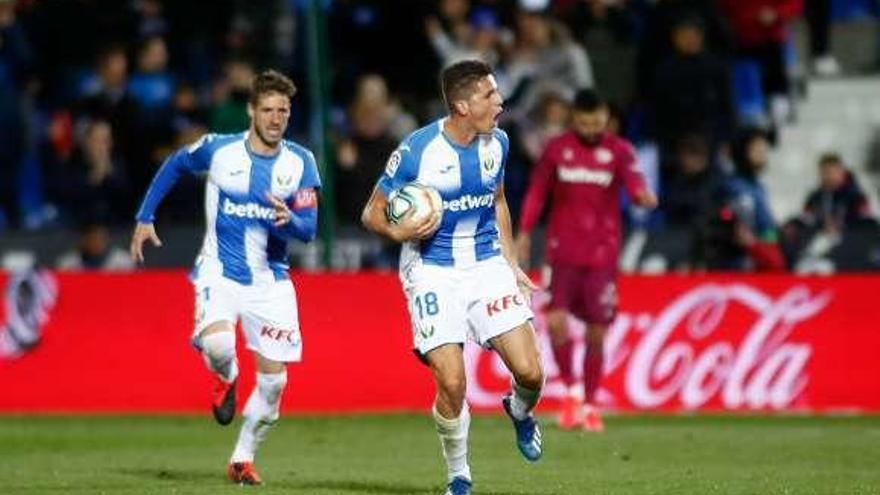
[{"xmin": 1, "ymin": 414, "xmax": 878, "ymax": 494}]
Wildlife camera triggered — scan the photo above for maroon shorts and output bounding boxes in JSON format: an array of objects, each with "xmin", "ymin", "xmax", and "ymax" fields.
[{"xmin": 547, "ymin": 263, "xmax": 618, "ymax": 325}]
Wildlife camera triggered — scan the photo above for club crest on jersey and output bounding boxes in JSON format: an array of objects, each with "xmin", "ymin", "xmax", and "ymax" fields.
[
  {"xmin": 482, "ymin": 156, "xmax": 496, "ymax": 172},
  {"xmin": 562, "ymin": 148, "xmax": 574, "ymax": 161},
  {"xmin": 595, "ymin": 147, "xmax": 613, "ymax": 164},
  {"xmin": 275, "ymin": 174, "xmax": 293, "ymax": 187}
]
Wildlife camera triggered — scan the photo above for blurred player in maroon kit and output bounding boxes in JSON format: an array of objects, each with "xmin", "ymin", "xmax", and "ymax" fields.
[{"xmin": 516, "ymin": 90, "xmax": 657, "ymax": 431}]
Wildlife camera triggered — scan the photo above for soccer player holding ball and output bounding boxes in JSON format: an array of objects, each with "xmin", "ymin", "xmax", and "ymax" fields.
[
  {"xmin": 516, "ymin": 90, "xmax": 657, "ymax": 432},
  {"xmin": 362, "ymin": 60, "xmax": 544, "ymax": 495},
  {"xmin": 130, "ymin": 70, "xmax": 320, "ymax": 485}
]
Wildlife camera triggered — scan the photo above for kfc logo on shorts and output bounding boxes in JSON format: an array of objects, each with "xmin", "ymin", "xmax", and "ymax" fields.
[
  {"xmin": 260, "ymin": 325, "xmax": 301, "ymax": 345},
  {"xmin": 486, "ymin": 294, "xmax": 526, "ymax": 317}
]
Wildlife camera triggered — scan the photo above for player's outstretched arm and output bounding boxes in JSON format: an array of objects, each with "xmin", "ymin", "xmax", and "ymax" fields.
[
  {"xmin": 130, "ymin": 222, "xmax": 162, "ymax": 263},
  {"xmin": 131, "ymin": 136, "xmax": 213, "ymax": 262},
  {"xmin": 361, "ymin": 187, "xmax": 438, "ymax": 243}
]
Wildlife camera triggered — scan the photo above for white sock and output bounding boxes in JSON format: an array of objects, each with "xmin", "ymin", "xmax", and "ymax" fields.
[
  {"xmin": 509, "ymin": 381, "xmax": 541, "ymax": 421},
  {"xmin": 201, "ymin": 331, "xmax": 238, "ymax": 383},
  {"xmin": 433, "ymin": 403, "xmax": 471, "ymax": 482},
  {"xmin": 230, "ymin": 371, "xmax": 287, "ymax": 463}
]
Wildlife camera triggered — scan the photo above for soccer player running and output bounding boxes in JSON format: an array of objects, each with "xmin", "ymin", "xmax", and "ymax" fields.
[
  {"xmin": 516, "ymin": 89, "xmax": 657, "ymax": 432},
  {"xmin": 129, "ymin": 70, "xmax": 320, "ymax": 485},
  {"xmin": 362, "ymin": 60, "xmax": 544, "ymax": 495}
]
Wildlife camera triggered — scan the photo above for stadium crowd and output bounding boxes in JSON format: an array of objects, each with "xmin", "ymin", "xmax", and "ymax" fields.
[{"xmin": 1, "ymin": 0, "xmax": 878, "ymax": 271}]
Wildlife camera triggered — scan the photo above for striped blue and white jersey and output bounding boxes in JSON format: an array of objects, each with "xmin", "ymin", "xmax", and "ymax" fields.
[
  {"xmin": 136, "ymin": 132, "xmax": 321, "ymax": 285},
  {"xmin": 377, "ymin": 118, "xmax": 508, "ymax": 268}
]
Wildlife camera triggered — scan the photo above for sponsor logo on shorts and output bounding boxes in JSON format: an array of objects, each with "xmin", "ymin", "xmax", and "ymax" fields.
[
  {"xmin": 260, "ymin": 325, "xmax": 301, "ymax": 345},
  {"xmin": 486, "ymin": 294, "xmax": 526, "ymax": 317}
]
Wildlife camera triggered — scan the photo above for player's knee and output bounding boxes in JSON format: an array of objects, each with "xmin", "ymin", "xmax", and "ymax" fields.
[
  {"xmin": 201, "ymin": 331, "xmax": 236, "ymax": 366},
  {"xmin": 514, "ymin": 361, "xmax": 544, "ymax": 391},
  {"xmin": 437, "ymin": 374, "xmax": 467, "ymax": 403}
]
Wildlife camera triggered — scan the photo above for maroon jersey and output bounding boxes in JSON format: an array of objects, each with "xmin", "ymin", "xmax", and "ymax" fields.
[{"xmin": 519, "ymin": 131, "xmax": 648, "ymax": 268}]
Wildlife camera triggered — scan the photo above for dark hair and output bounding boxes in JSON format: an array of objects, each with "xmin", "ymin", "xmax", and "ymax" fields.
[
  {"xmin": 818, "ymin": 152, "xmax": 843, "ymax": 167},
  {"xmin": 572, "ymin": 89, "xmax": 604, "ymax": 113},
  {"xmin": 250, "ymin": 69, "xmax": 297, "ymax": 105},
  {"xmin": 441, "ymin": 60, "xmax": 493, "ymax": 112}
]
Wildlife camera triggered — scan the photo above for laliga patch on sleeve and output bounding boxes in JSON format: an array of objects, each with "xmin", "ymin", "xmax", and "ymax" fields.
[
  {"xmin": 292, "ymin": 189, "xmax": 318, "ymax": 210},
  {"xmin": 384, "ymin": 150, "xmax": 402, "ymax": 177}
]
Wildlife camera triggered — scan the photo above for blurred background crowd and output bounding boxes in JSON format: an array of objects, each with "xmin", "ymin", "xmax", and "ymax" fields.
[{"xmin": 1, "ymin": 0, "xmax": 880, "ymax": 272}]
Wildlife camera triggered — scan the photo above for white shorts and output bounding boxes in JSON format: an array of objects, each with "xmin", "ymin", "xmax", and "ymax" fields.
[
  {"xmin": 192, "ymin": 262, "xmax": 302, "ymax": 363},
  {"xmin": 401, "ymin": 256, "xmax": 534, "ymax": 356}
]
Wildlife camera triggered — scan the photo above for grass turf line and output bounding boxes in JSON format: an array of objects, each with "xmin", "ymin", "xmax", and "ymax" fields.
[{"xmin": 0, "ymin": 414, "xmax": 878, "ymax": 494}]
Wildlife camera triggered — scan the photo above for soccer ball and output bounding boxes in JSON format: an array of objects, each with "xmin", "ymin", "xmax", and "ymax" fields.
[{"xmin": 386, "ymin": 182, "xmax": 443, "ymax": 225}]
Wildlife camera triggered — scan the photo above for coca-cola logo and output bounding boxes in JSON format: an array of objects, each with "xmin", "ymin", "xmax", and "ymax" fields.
[{"xmin": 465, "ymin": 283, "xmax": 831, "ymax": 411}]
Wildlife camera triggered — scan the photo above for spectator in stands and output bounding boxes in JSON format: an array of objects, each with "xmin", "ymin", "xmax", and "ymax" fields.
[
  {"xmin": 661, "ymin": 135, "xmax": 725, "ymax": 229},
  {"xmin": 170, "ymin": 83, "xmax": 208, "ymax": 146},
  {"xmin": 637, "ymin": 0, "xmax": 732, "ymax": 105},
  {"xmin": 132, "ymin": 0, "xmax": 169, "ymax": 40},
  {"xmin": 128, "ymin": 35, "xmax": 176, "ymax": 124},
  {"xmin": 334, "ymin": 75, "xmax": 400, "ymax": 227},
  {"xmin": 804, "ymin": 0, "xmax": 840, "ymax": 77},
  {"xmin": 128, "ymin": 35, "xmax": 175, "ymax": 109},
  {"xmin": 51, "ymin": 119, "xmax": 131, "ymax": 227},
  {"xmin": 649, "ymin": 16, "xmax": 734, "ymax": 171},
  {"xmin": 562, "ymin": 0, "xmax": 638, "ymax": 107},
  {"xmin": 431, "ymin": 0, "xmax": 472, "ymax": 50},
  {"xmin": 75, "ymin": 45, "xmax": 143, "ymax": 188},
  {"xmin": 504, "ymin": 89, "xmax": 571, "ymax": 227},
  {"xmin": 56, "ymin": 222, "xmax": 134, "ymax": 271},
  {"xmin": 792, "ymin": 153, "xmax": 874, "ymax": 232},
  {"xmin": 426, "ymin": 6, "xmax": 506, "ymax": 68},
  {"xmin": 210, "ymin": 59, "xmax": 254, "ymax": 133},
  {"xmin": 705, "ymin": 128, "xmax": 785, "ymax": 271},
  {"xmin": 717, "ymin": 0, "xmax": 802, "ymax": 124},
  {"xmin": 503, "ymin": 5, "xmax": 593, "ymax": 118},
  {"xmin": 517, "ymin": 89, "xmax": 570, "ymax": 164},
  {"xmin": 0, "ymin": 0, "xmax": 33, "ymax": 229}
]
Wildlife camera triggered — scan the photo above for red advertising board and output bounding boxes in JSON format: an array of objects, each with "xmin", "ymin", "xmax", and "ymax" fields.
[{"xmin": 0, "ymin": 271, "xmax": 878, "ymax": 413}]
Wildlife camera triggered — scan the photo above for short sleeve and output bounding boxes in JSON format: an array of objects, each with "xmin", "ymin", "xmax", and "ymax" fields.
[
  {"xmin": 376, "ymin": 142, "xmax": 418, "ymax": 196},
  {"xmin": 298, "ymin": 149, "xmax": 322, "ymax": 190}
]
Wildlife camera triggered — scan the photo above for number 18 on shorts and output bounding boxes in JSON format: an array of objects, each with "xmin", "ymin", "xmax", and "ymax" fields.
[{"xmin": 404, "ymin": 258, "xmax": 534, "ymax": 356}]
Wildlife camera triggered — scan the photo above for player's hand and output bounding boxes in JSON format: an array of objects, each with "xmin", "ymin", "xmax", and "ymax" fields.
[
  {"xmin": 515, "ymin": 232, "xmax": 532, "ymax": 268},
  {"xmin": 635, "ymin": 189, "xmax": 658, "ymax": 210},
  {"xmin": 512, "ymin": 263, "xmax": 538, "ymax": 298},
  {"xmin": 130, "ymin": 222, "xmax": 162, "ymax": 263},
  {"xmin": 393, "ymin": 210, "xmax": 441, "ymax": 242},
  {"xmin": 266, "ymin": 192, "xmax": 292, "ymax": 227},
  {"xmin": 414, "ymin": 210, "xmax": 441, "ymax": 239}
]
